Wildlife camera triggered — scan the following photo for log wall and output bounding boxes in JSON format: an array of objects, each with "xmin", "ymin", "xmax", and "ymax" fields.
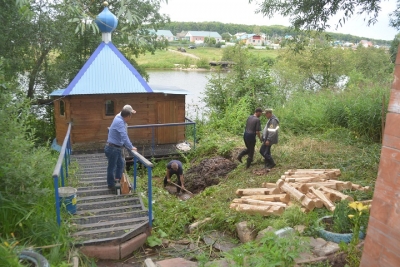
[{"xmin": 53, "ymin": 93, "xmax": 186, "ymax": 146}]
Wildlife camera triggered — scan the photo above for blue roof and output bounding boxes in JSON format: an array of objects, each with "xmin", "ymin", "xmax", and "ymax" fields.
[
  {"xmin": 58, "ymin": 42, "xmax": 153, "ymax": 96},
  {"xmin": 149, "ymin": 29, "xmax": 174, "ymax": 37}
]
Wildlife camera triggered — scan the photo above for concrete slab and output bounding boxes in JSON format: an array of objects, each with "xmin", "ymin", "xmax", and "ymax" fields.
[{"xmin": 80, "ymin": 233, "xmax": 148, "ymax": 260}]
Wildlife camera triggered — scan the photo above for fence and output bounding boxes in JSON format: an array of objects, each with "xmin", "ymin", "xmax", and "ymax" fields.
[
  {"xmin": 128, "ymin": 117, "xmax": 196, "ymax": 156},
  {"xmin": 52, "ymin": 123, "xmax": 72, "ymax": 226}
]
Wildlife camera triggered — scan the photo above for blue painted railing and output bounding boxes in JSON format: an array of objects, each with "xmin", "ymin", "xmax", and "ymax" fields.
[
  {"xmin": 128, "ymin": 117, "xmax": 196, "ymax": 156},
  {"xmin": 52, "ymin": 123, "xmax": 72, "ymax": 226},
  {"xmin": 127, "ymin": 150, "xmax": 154, "ymax": 228}
]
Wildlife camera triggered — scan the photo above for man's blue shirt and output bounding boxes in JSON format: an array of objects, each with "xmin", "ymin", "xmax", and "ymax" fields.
[{"xmin": 107, "ymin": 114, "xmax": 133, "ymax": 150}]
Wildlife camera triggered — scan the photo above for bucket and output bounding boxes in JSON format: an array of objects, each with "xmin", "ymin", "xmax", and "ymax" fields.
[{"xmin": 58, "ymin": 187, "xmax": 77, "ymax": 214}]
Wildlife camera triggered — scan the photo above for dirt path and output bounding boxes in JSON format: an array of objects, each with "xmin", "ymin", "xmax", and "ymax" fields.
[{"xmin": 168, "ymin": 49, "xmax": 200, "ymax": 59}]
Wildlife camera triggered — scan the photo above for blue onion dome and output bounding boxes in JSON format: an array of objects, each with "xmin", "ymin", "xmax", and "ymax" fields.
[{"xmin": 95, "ymin": 2, "xmax": 118, "ymax": 33}]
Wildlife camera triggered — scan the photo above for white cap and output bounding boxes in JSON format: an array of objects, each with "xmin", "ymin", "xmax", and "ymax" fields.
[{"xmin": 123, "ymin": 104, "xmax": 136, "ymax": 114}]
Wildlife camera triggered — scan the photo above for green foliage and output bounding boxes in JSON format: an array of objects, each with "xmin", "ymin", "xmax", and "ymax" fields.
[
  {"xmin": 332, "ymin": 200, "xmax": 353, "ymax": 233},
  {"xmin": 0, "ymin": 62, "xmax": 71, "ymax": 265},
  {"xmin": 278, "ymin": 91, "xmax": 333, "ymax": 134},
  {"xmin": 196, "ymin": 58, "xmax": 210, "ymax": 69},
  {"xmin": 251, "ymin": 0, "xmax": 383, "ymax": 32},
  {"xmin": 224, "ymin": 232, "xmax": 308, "ymax": 267},
  {"xmin": 146, "ymin": 229, "xmax": 168, "ymax": 247}
]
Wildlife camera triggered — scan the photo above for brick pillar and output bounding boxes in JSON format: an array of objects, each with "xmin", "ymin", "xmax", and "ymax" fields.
[{"xmin": 360, "ymin": 46, "xmax": 400, "ymax": 266}]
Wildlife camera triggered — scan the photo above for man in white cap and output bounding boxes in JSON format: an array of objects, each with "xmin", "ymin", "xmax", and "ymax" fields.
[{"xmin": 105, "ymin": 105, "xmax": 137, "ymax": 189}]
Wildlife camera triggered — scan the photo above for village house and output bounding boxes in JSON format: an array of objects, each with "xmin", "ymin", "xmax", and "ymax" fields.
[
  {"xmin": 149, "ymin": 29, "xmax": 174, "ymax": 42},
  {"xmin": 175, "ymin": 30, "xmax": 188, "ymax": 41},
  {"xmin": 359, "ymin": 40, "xmax": 373, "ymax": 48},
  {"xmin": 185, "ymin": 31, "xmax": 222, "ymax": 43}
]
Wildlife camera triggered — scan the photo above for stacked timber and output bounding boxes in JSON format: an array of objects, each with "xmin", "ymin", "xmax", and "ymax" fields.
[{"xmin": 229, "ymin": 169, "xmax": 371, "ymax": 216}]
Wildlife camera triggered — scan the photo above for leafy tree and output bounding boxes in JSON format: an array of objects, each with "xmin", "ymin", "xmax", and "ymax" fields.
[
  {"xmin": 9, "ymin": 0, "xmax": 168, "ymax": 100},
  {"xmin": 251, "ymin": 0, "xmax": 400, "ymax": 32},
  {"xmin": 204, "ymin": 45, "xmax": 276, "ymax": 119},
  {"xmin": 390, "ymin": 34, "xmax": 400, "ymax": 63},
  {"xmin": 221, "ymin": 32, "xmax": 232, "ymax": 41}
]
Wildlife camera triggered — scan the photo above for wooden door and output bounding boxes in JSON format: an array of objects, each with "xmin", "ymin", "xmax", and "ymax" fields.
[{"xmin": 157, "ymin": 101, "xmax": 178, "ymax": 144}]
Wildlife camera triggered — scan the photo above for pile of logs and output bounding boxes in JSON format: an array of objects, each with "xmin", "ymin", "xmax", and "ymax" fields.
[{"xmin": 230, "ymin": 169, "xmax": 371, "ymax": 216}]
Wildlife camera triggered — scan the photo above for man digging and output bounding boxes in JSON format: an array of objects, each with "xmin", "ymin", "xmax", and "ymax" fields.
[{"xmin": 163, "ymin": 160, "xmax": 185, "ymax": 195}]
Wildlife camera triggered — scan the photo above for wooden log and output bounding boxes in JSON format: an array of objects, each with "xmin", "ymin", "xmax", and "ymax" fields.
[
  {"xmin": 281, "ymin": 183, "xmax": 315, "ymax": 210},
  {"xmin": 235, "ymin": 188, "xmax": 281, "ymax": 196},
  {"xmin": 327, "ymin": 192, "xmax": 340, "ymax": 202},
  {"xmin": 310, "ymin": 187, "xmax": 335, "ymax": 212},
  {"xmin": 306, "ymin": 181, "xmax": 352, "ymax": 190},
  {"xmin": 241, "ymin": 194, "xmax": 290, "ymax": 203},
  {"xmin": 360, "ymin": 200, "xmax": 372, "ymax": 205},
  {"xmin": 281, "ymin": 183, "xmax": 305, "ymax": 201},
  {"xmin": 261, "ymin": 182, "xmax": 278, "ymax": 188},
  {"xmin": 283, "ymin": 176, "xmax": 327, "ymax": 183},
  {"xmin": 351, "ymin": 183, "xmax": 371, "ymax": 192},
  {"xmin": 229, "ymin": 203, "xmax": 284, "ymax": 216},
  {"xmin": 232, "ymin": 198, "xmax": 287, "ymax": 207},
  {"xmin": 301, "ymin": 196, "xmax": 316, "ymax": 211},
  {"xmin": 286, "ymin": 169, "xmax": 340, "ymax": 173},
  {"xmin": 289, "ymin": 183, "xmax": 309, "ymax": 194},
  {"xmin": 306, "ymin": 193, "xmax": 324, "ymax": 208},
  {"xmin": 318, "ymin": 186, "xmax": 354, "ymax": 202},
  {"xmin": 276, "ymin": 179, "xmax": 285, "ymax": 187},
  {"xmin": 285, "ymin": 169, "xmax": 341, "ymax": 179}
]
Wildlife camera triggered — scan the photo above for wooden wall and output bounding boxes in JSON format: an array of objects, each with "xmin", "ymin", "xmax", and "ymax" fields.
[{"xmin": 53, "ymin": 93, "xmax": 186, "ymax": 146}]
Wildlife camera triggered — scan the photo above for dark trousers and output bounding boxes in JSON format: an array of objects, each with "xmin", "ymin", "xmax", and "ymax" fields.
[
  {"xmin": 240, "ymin": 132, "xmax": 256, "ymax": 162},
  {"xmin": 260, "ymin": 144, "xmax": 272, "ymax": 160},
  {"xmin": 163, "ymin": 172, "xmax": 182, "ymax": 193}
]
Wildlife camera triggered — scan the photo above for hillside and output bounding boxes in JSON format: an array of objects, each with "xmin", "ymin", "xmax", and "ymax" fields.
[{"xmin": 166, "ymin": 21, "xmax": 392, "ymax": 45}]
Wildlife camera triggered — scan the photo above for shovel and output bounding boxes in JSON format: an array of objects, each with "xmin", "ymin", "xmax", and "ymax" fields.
[{"xmin": 169, "ymin": 181, "xmax": 194, "ymax": 196}]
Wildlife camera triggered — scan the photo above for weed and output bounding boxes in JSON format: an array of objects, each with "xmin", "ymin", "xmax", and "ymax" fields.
[{"xmin": 224, "ymin": 232, "xmax": 309, "ymax": 267}]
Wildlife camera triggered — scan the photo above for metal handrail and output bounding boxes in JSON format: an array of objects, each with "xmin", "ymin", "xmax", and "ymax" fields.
[
  {"xmin": 126, "ymin": 149, "xmax": 154, "ymax": 228},
  {"xmin": 128, "ymin": 117, "xmax": 196, "ymax": 154},
  {"xmin": 52, "ymin": 123, "xmax": 72, "ymax": 226}
]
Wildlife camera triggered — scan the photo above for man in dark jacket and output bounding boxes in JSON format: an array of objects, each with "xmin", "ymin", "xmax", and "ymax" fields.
[
  {"xmin": 163, "ymin": 160, "xmax": 185, "ymax": 194},
  {"xmin": 237, "ymin": 108, "xmax": 263, "ymax": 168},
  {"xmin": 260, "ymin": 108, "xmax": 279, "ymax": 169}
]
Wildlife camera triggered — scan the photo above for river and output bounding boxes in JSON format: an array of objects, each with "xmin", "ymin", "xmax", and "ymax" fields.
[{"xmin": 147, "ymin": 70, "xmax": 212, "ymax": 119}]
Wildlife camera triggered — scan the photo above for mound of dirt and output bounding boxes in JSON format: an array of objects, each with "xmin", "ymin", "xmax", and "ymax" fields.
[{"xmin": 185, "ymin": 157, "xmax": 237, "ymax": 194}]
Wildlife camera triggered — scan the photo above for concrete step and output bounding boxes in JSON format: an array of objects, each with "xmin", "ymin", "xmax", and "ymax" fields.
[
  {"xmin": 74, "ymin": 214, "xmax": 148, "ymax": 232},
  {"xmin": 75, "ymin": 204, "xmax": 145, "ymax": 216},
  {"xmin": 73, "ymin": 221, "xmax": 148, "ymax": 243},
  {"xmin": 77, "ymin": 188, "xmax": 111, "ymax": 197},
  {"xmin": 73, "ymin": 210, "xmax": 148, "ymax": 225},
  {"xmin": 78, "ymin": 194, "xmax": 135, "ymax": 203},
  {"xmin": 77, "ymin": 198, "xmax": 141, "ymax": 211},
  {"xmin": 79, "ymin": 180, "xmax": 108, "ymax": 187}
]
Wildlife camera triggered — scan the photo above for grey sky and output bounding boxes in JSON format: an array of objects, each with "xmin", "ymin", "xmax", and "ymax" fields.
[{"xmin": 160, "ymin": 0, "xmax": 399, "ymax": 41}]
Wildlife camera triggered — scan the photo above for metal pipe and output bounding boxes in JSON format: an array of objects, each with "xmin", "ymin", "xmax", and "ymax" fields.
[
  {"xmin": 54, "ymin": 176, "xmax": 61, "ymax": 226},
  {"xmin": 147, "ymin": 166, "xmax": 153, "ymax": 227},
  {"xmin": 133, "ymin": 157, "xmax": 137, "ymax": 191}
]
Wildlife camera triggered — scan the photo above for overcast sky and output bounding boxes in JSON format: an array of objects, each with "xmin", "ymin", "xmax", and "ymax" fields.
[{"xmin": 160, "ymin": 0, "xmax": 399, "ymax": 41}]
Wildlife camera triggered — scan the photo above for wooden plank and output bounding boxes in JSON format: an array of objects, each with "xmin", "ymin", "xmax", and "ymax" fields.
[
  {"xmin": 318, "ymin": 186, "xmax": 354, "ymax": 202},
  {"xmin": 310, "ymin": 187, "xmax": 335, "ymax": 212},
  {"xmin": 280, "ymin": 183, "xmax": 315, "ymax": 211},
  {"xmin": 232, "ymin": 198, "xmax": 287, "ymax": 207},
  {"xmin": 235, "ymin": 188, "xmax": 281, "ymax": 196},
  {"xmin": 241, "ymin": 194, "xmax": 290, "ymax": 203}
]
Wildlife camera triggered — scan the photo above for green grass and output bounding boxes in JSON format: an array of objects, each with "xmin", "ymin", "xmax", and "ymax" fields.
[
  {"xmin": 133, "ymin": 46, "xmax": 279, "ymax": 69},
  {"xmin": 249, "ymin": 49, "xmax": 279, "ymax": 60}
]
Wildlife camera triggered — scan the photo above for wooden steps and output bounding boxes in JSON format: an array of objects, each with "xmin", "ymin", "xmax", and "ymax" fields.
[{"xmin": 70, "ymin": 153, "xmax": 149, "ymax": 247}]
